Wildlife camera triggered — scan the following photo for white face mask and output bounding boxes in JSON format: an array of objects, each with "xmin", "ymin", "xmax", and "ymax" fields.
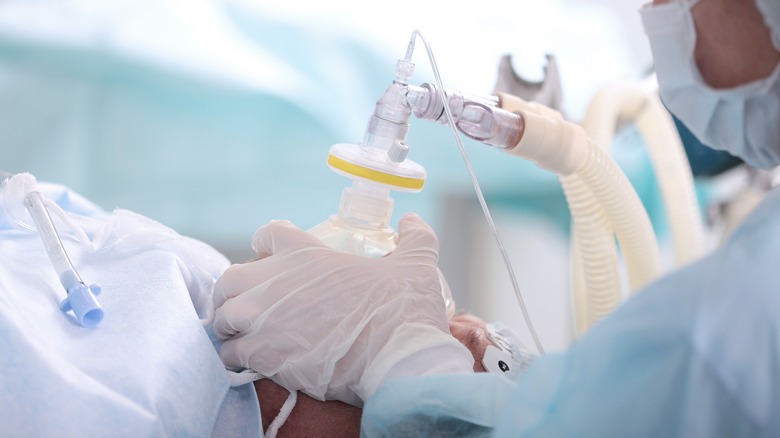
[{"xmin": 640, "ymin": 0, "xmax": 780, "ymax": 170}]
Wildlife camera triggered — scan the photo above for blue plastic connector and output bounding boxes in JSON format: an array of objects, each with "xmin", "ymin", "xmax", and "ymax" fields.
[{"xmin": 59, "ymin": 271, "xmax": 104, "ymax": 328}]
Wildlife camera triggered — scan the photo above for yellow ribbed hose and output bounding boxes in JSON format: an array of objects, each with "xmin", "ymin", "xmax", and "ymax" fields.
[
  {"xmin": 566, "ymin": 84, "xmax": 705, "ymax": 334},
  {"xmin": 574, "ymin": 139, "xmax": 662, "ymax": 291},
  {"xmin": 498, "ymin": 91, "xmax": 663, "ymax": 334},
  {"xmin": 498, "ymin": 93, "xmax": 661, "ymax": 333},
  {"xmin": 582, "ymin": 84, "xmax": 704, "ymax": 267},
  {"xmin": 561, "ymin": 173, "xmax": 621, "ymax": 334},
  {"xmin": 634, "ymin": 92, "xmax": 705, "ymax": 266},
  {"xmin": 566, "ymin": 86, "xmax": 629, "ymax": 334}
]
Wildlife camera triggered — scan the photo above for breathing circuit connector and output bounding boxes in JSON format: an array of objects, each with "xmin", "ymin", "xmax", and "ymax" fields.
[
  {"xmin": 410, "ymin": 82, "xmax": 591, "ymax": 175},
  {"xmin": 406, "ymin": 83, "xmax": 525, "ymax": 150},
  {"xmin": 365, "ymin": 29, "xmax": 545, "ymax": 353},
  {"xmin": 318, "ymin": 53, "xmax": 427, "ymax": 255},
  {"xmin": 395, "ymin": 58, "xmax": 414, "ymax": 84},
  {"xmin": 496, "ymin": 92, "xmax": 588, "ymax": 175},
  {"xmin": 329, "ymin": 55, "xmax": 427, "ymax": 194},
  {"xmin": 362, "ymin": 78, "xmax": 413, "ymax": 153}
]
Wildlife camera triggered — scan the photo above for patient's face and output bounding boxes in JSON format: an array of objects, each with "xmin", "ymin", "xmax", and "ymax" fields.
[{"xmin": 448, "ymin": 313, "xmax": 493, "ymax": 373}]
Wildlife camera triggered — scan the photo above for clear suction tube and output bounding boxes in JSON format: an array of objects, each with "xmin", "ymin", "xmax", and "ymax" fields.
[
  {"xmin": 24, "ymin": 191, "xmax": 81, "ymax": 282},
  {"xmin": 15, "ymin": 176, "xmax": 104, "ymax": 328}
]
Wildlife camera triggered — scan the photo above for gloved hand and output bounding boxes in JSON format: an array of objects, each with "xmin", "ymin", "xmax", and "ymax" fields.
[{"xmin": 212, "ymin": 213, "xmax": 473, "ymax": 407}]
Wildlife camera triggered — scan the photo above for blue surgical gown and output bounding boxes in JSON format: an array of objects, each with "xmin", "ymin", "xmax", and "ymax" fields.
[{"xmin": 363, "ymin": 186, "xmax": 780, "ymax": 437}]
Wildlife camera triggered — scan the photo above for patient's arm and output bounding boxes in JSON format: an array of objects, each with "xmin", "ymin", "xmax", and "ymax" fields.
[{"xmin": 256, "ymin": 379, "xmax": 362, "ymax": 437}]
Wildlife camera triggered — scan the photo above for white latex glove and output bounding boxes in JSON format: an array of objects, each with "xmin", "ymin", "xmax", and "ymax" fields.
[{"xmin": 213, "ymin": 213, "xmax": 473, "ymax": 406}]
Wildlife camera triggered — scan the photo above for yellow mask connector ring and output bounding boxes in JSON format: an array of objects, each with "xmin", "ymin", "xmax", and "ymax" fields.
[{"xmin": 327, "ymin": 154, "xmax": 426, "ymax": 191}]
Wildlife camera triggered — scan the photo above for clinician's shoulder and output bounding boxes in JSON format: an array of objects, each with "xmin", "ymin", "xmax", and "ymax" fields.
[
  {"xmin": 492, "ymin": 189, "xmax": 780, "ymax": 437},
  {"xmin": 606, "ymin": 185, "xmax": 780, "ymax": 434},
  {"xmin": 721, "ymin": 186, "xmax": 780, "ymax": 256},
  {"xmin": 636, "ymin": 185, "xmax": 780, "ymax": 308},
  {"xmin": 687, "ymin": 185, "xmax": 780, "ymax": 304},
  {"xmin": 616, "ymin": 186, "xmax": 780, "ymax": 334}
]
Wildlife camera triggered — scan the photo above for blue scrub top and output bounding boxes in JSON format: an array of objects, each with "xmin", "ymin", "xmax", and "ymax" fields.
[{"xmin": 364, "ymin": 186, "xmax": 780, "ymax": 437}]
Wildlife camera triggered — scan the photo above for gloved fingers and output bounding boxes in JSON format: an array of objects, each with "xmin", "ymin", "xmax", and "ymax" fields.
[
  {"xmin": 251, "ymin": 220, "xmax": 327, "ymax": 258},
  {"xmin": 213, "ymin": 264, "xmax": 246, "ymax": 310},
  {"xmin": 218, "ymin": 318, "xmax": 324, "ymax": 378},
  {"xmin": 389, "ymin": 213, "xmax": 440, "ymax": 264},
  {"xmin": 212, "ymin": 285, "xmax": 266, "ymax": 339},
  {"xmin": 218, "ymin": 330, "xmax": 283, "ymax": 372},
  {"xmin": 213, "ymin": 269, "xmax": 303, "ymax": 339},
  {"xmin": 212, "ymin": 259, "xmax": 281, "ymax": 310}
]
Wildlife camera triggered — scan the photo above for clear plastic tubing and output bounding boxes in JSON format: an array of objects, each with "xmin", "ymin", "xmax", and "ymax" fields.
[
  {"xmin": 24, "ymin": 190, "xmax": 104, "ymax": 327},
  {"xmin": 24, "ymin": 191, "xmax": 79, "ymax": 281}
]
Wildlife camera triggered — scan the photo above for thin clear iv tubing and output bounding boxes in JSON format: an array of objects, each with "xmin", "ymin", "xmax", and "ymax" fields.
[{"xmin": 406, "ymin": 30, "xmax": 544, "ymax": 354}]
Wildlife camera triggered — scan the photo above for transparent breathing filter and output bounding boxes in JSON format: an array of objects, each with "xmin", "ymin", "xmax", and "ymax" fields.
[
  {"xmin": 308, "ymin": 150, "xmax": 456, "ymax": 319},
  {"xmin": 308, "ymin": 61, "xmax": 456, "ymax": 318}
]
